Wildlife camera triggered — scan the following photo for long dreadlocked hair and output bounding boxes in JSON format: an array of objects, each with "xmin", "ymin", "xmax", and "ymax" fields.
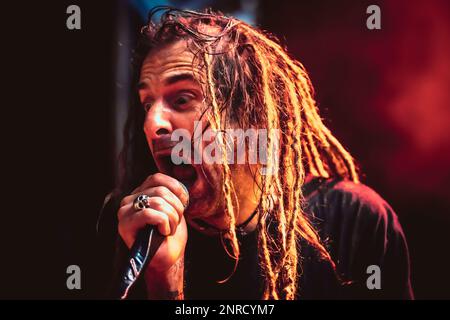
[{"xmin": 117, "ymin": 7, "xmax": 359, "ymax": 300}]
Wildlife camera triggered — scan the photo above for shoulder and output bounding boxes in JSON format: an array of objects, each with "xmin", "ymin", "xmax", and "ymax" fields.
[
  {"xmin": 300, "ymin": 177, "xmax": 414, "ymax": 299},
  {"xmin": 305, "ymin": 178, "xmax": 401, "ymax": 233},
  {"xmin": 332, "ymin": 179, "xmax": 391, "ymax": 214},
  {"xmin": 304, "ymin": 177, "xmax": 410, "ymax": 271}
]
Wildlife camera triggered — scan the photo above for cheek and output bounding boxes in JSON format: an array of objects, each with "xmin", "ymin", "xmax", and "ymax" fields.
[
  {"xmin": 188, "ymin": 163, "xmax": 222, "ymax": 210},
  {"xmin": 173, "ymin": 105, "xmax": 205, "ymax": 131},
  {"xmin": 185, "ymin": 164, "xmax": 224, "ymax": 218},
  {"xmin": 198, "ymin": 162, "xmax": 223, "ymax": 190},
  {"xmin": 142, "ymin": 125, "xmax": 154, "ymax": 153},
  {"xmin": 231, "ymin": 162, "xmax": 260, "ymax": 196}
]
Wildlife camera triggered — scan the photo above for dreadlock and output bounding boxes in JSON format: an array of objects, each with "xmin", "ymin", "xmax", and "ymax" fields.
[{"xmin": 118, "ymin": 6, "xmax": 359, "ymax": 300}]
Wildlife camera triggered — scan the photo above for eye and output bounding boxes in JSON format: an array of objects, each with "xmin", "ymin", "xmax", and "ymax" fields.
[
  {"xmin": 142, "ymin": 101, "xmax": 154, "ymax": 112},
  {"xmin": 172, "ymin": 92, "xmax": 195, "ymax": 109}
]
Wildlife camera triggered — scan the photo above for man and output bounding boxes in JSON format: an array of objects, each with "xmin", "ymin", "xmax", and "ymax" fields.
[{"xmin": 100, "ymin": 7, "xmax": 413, "ymax": 299}]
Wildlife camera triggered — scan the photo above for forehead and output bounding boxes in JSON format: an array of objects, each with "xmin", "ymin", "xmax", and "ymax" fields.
[{"xmin": 139, "ymin": 40, "xmax": 202, "ymax": 85}]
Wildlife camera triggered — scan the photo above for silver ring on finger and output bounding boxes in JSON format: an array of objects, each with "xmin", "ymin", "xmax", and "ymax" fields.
[{"xmin": 133, "ymin": 194, "xmax": 151, "ymax": 211}]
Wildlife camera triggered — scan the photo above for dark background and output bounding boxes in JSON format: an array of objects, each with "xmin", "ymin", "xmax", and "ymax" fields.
[{"xmin": 1, "ymin": 0, "xmax": 449, "ymax": 299}]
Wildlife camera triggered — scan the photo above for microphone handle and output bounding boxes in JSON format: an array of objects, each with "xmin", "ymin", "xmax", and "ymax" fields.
[{"xmin": 116, "ymin": 225, "xmax": 165, "ymax": 299}]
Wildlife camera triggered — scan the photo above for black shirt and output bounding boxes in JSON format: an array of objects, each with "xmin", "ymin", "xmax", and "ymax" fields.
[
  {"xmin": 183, "ymin": 176, "xmax": 413, "ymax": 299},
  {"xmin": 104, "ymin": 176, "xmax": 414, "ymax": 299}
]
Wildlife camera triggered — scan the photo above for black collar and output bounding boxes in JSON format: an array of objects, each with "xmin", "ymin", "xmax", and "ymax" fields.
[{"xmin": 192, "ymin": 208, "xmax": 259, "ymax": 236}]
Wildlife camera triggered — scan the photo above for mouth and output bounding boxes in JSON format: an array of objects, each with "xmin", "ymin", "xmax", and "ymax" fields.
[{"xmin": 156, "ymin": 153, "xmax": 199, "ymax": 190}]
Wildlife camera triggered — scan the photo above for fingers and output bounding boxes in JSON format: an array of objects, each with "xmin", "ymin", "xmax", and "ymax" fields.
[
  {"xmin": 117, "ymin": 196, "xmax": 181, "ymax": 248},
  {"xmin": 121, "ymin": 186, "xmax": 184, "ymax": 220},
  {"xmin": 132, "ymin": 173, "xmax": 189, "ymax": 208},
  {"xmin": 143, "ymin": 196, "xmax": 179, "ymax": 235},
  {"xmin": 119, "ymin": 196, "xmax": 179, "ymax": 232},
  {"xmin": 117, "ymin": 173, "xmax": 190, "ymax": 248},
  {"xmin": 145, "ymin": 186, "xmax": 185, "ymax": 219},
  {"xmin": 118, "ymin": 208, "xmax": 169, "ymax": 248},
  {"xmin": 137, "ymin": 208, "xmax": 172, "ymax": 236}
]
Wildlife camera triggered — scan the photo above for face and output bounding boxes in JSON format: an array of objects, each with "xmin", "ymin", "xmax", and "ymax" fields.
[{"xmin": 138, "ymin": 40, "xmax": 261, "ymax": 233}]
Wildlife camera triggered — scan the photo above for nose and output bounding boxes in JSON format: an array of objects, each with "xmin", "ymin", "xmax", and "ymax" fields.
[{"xmin": 143, "ymin": 99, "xmax": 172, "ymax": 140}]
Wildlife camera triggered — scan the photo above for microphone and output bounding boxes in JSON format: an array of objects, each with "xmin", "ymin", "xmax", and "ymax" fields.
[
  {"xmin": 116, "ymin": 225, "xmax": 164, "ymax": 299},
  {"xmin": 116, "ymin": 182, "xmax": 189, "ymax": 299}
]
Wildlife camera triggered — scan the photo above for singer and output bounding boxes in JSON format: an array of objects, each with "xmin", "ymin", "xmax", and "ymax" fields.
[{"xmin": 102, "ymin": 7, "xmax": 413, "ymax": 300}]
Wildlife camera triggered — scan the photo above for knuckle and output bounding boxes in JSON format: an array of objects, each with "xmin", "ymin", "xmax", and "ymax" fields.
[
  {"xmin": 148, "ymin": 196, "xmax": 165, "ymax": 210},
  {"xmin": 167, "ymin": 208, "xmax": 178, "ymax": 224},
  {"xmin": 165, "ymin": 206, "xmax": 179, "ymax": 228},
  {"xmin": 161, "ymin": 213, "xmax": 170, "ymax": 226},
  {"xmin": 141, "ymin": 208, "xmax": 153, "ymax": 217},
  {"xmin": 151, "ymin": 172, "xmax": 164, "ymax": 181},
  {"xmin": 171, "ymin": 214, "xmax": 179, "ymax": 227},
  {"xmin": 153, "ymin": 186, "xmax": 169, "ymax": 197},
  {"xmin": 146, "ymin": 209, "xmax": 169, "ymax": 227},
  {"xmin": 142, "ymin": 208, "xmax": 164, "ymax": 223}
]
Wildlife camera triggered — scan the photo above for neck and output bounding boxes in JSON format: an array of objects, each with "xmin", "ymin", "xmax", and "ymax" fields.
[{"xmin": 189, "ymin": 209, "xmax": 259, "ymax": 236}]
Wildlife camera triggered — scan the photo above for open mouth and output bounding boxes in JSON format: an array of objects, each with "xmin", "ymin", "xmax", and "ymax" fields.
[{"xmin": 157, "ymin": 155, "xmax": 198, "ymax": 190}]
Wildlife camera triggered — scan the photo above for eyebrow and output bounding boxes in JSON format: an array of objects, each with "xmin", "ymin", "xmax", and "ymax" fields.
[
  {"xmin": 138, "ymin": 73, "xmax": 196, "ymax": 90},
  {"xmin": 164, "ymin": 73, "xmax": 195, "ymax": 85}
]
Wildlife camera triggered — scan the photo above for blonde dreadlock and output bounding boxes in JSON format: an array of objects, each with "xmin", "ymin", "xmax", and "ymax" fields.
[{"xmin": 129, "ymin": 7, "xmax": 359, "ymax": 300}]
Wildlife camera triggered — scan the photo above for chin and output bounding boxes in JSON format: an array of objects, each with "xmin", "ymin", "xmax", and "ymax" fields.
[
  {"xmin": 184, "ymin": 184, "xmax": 228, "ymax": 234},
  {"xmin": 184, "ymin": 188, "xmax": 221, "ymax": 218}
]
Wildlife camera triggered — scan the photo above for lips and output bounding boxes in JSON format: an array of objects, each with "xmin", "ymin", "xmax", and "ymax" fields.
[
  {"xmin": 154, "ymin": 152, "xmax": 198, "ymax": 189},
  {"xmin": 172, "ymin": 163, "xmax": 197, "ymax": 186}
]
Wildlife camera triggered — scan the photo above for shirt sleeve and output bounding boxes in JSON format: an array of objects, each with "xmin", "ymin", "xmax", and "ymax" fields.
[{"xmin": 305, "ymin": 179, "xmax": 414, "ymax": 299}]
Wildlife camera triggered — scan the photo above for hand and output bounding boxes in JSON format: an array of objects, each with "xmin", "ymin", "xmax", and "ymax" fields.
[{"xmin": 117, "ymin": 173, "xmax": 189, "ymax": 273}]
